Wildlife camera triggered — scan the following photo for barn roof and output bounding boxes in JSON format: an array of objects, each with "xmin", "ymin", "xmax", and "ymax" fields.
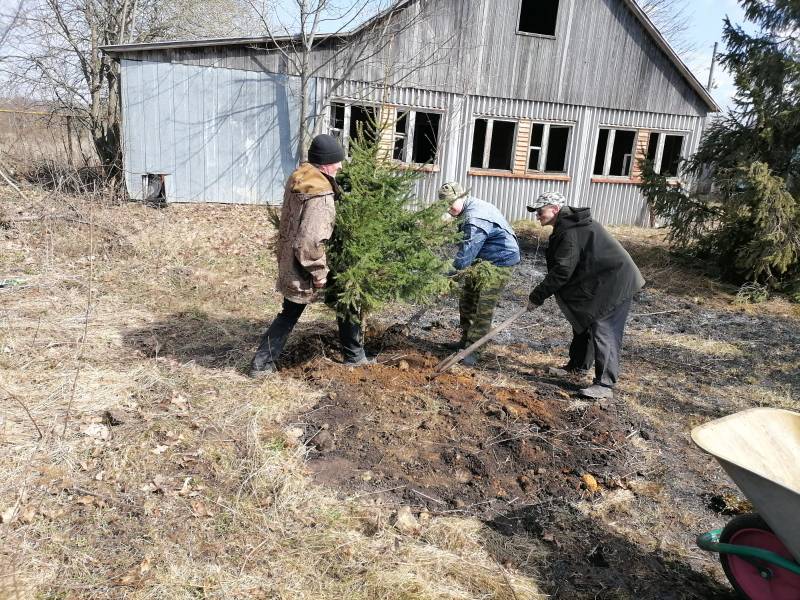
[{"xmin": 102, "ymin": 0, "xmax": 719, "ymax": 112}]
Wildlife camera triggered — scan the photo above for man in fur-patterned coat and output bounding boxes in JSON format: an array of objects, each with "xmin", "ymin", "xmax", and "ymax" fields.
[{"xmin": 250, "ymin": 134, "xmax": 372, "ymax": 377}]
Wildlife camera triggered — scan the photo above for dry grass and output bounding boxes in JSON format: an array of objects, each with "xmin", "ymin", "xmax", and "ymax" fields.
[
  {"xmin": 514, "ymin": 219, "xmax": 800, "ymax": 319},
  {"xmin": 0, "ymin": 189, "xmax": 545, "ymax": 599}
]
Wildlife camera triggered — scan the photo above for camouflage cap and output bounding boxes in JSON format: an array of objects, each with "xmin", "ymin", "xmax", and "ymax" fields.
[
  {"xmin": 438, "ymin": 181, "xmax": 470, "ymax": 203},
  {"xmin": 526, "ymin": 191, "xmax": 567, "ymax": 212}
]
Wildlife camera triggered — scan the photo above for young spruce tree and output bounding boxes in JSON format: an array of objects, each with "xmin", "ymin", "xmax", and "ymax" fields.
[
  {"xmin": 640, "ymin": 0, "xmax": 800, "ymax": 299},
  {"xmin": 325, "ymin": 129, "xmax": 457, "ymax": 323}
]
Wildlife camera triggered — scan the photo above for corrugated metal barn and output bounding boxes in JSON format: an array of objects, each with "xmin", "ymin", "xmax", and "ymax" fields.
[{"xmin": 103, "ymin": 0, "xmax": 718, "ymax": 225}]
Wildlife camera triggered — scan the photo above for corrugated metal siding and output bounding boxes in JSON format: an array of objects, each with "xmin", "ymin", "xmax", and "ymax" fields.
[
  {"xmin": 315, "ymin": 80, "xmax": 705, "ymax": 225},
  {"xmin": 119, "ymin": 60, "xmax": 705, "ymax": 224},
  {"xmin": 120, "ymin": 58, "xmax": 309, "ymax": 204},
  {"xmin": 114, "ymin": 0, "xmax": 711, "ymax": 118}
]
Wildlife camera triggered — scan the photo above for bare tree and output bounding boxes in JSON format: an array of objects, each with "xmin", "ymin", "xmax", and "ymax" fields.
[
  {"xmin": 245, "ymin": 0, "xmax": 457, "ymax": 160},
  {"xmin": 3, "ymin": 0, "xmax": 245, "ymax": 182},
  {"xmin": 0, "ymin": 1, "xmax": 25, "ymax": 55},
  {"xmin": 639, "ymin": 0, "xmax": 697, "ymax": 57}
]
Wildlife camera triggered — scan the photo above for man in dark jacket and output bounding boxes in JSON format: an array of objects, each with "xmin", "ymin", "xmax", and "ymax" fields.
[
  {"xmin": 442, "ymin": 182, "xmax": 521, "ymax": 366},
  {"xmin": 527, "ymin": 192, "xmax": 644, "ymax": 400}
]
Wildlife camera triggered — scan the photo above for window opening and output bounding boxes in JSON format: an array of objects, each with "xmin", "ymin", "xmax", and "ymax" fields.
[
  {"xmin": 609, "ymin": 130, "xmax": 636, "ymax": 176},
  {"xmin": 471, "ymin": 119, "xmax": 488, "ymax": 168},
  {"xmin": 330, "ymin": 103, "xmax": 345, "ymax": 143},
  {"xmin": 394, "ymin": 111, "xmax": 408, "ymax": 161},
  {"xmin": 487, "ymin": 120, "xmax": 516, "ymax": 170},
  {"xmin": 470, "ymin": 118, "xmax": 517, "ymax": 171},
  {"xmin": 593, "ymin": 129, "xmax": 610, "ymax": 175},
  {"xmin": 661, "ymin": 135, "xmax": 684, "ymax": 177},
  {"xmin": 545, "ymin": 125, "xmax": 569, "ymax": 172},
  {"xmin": 528, "ymin": 123, "xmax": 544, "ymax": 171},
  {"xmin": 527, "ymin": 123, "xmax": 571, "ymax": 173},
  {"xmin": 411, "ymin": 111, "xmax": 441, "ymax": 164},
  {"xmin": 646, "ymin": 132, "xmax": 659, "ymax": 161},
  {"xmin": 392, "ymin": 109, "xmax": 442, "ymax": 164},
  {"xmin": 519, "ymin": 0, "xmax": 559, "ymax": 36},
  {"xmin": 594, "ymin": 128, "xmax": 637, "ymax": 177},
  {"xmin": 644, "ymin": 131, "xmax": 685, "ymax": 177},
  {"xmin": 348, "ymin": 105, "xmax": 377, "ymax": 152}
]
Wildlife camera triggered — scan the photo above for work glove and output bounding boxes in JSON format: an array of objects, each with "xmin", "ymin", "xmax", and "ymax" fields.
[{"xmin": 527, "ymin": 291, "xmax": 542, "ymax": 311}]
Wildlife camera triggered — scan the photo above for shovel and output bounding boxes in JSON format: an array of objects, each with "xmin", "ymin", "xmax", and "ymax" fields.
[{"xmin": 434, "ymin": 306, "xmax": 528, "ymax": 374}]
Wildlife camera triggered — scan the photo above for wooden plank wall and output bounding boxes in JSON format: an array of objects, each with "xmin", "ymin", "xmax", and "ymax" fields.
[
  {"xmin": 631, "ymin": 129, "xmax": 651, "ymax": 182},
  {"xmin": 115, "ymin": 0, "xmax": 711, "ymax": 118}
]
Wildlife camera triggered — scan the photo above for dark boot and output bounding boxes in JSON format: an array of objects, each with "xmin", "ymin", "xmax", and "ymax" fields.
[
  {"xmin": 250, "ymin": 299, "xmax": 306, "ymax": 375},
  {"xmin": 337, "ymin": 315, "xmax": 368, "ymax": 364}
]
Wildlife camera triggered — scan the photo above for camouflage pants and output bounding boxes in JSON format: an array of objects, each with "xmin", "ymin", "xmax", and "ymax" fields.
[{"xmin": 459, "ymin": 267, "xmax": 513, "ymax": 348}]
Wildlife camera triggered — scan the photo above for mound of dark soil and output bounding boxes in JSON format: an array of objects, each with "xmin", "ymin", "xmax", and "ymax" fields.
[{"xmin": 286, "ymin": 346, "xmax": 628, "ymax": 517}]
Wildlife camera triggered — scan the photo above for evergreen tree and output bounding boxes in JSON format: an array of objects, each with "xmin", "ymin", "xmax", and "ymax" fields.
[
  {"xmin": 325, "ymin": 131, "xmax": 457, "ymax": 323},
  {"xmin": 641, "ymin": 0, "xmax": 800, "ymax": 298}
]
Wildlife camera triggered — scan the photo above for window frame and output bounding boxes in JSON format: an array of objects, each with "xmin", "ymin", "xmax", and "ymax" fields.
[
  {"xmin": 471, "ymin": 117, "xmax": 519, "ymax": 172},
  {"xmin": 646, "ymin": 130, "xmax": 687, "ymax": 178},
  {"xmin": 527, "ymin": 122, "xmax": 573, "ymax": 174},
  {"xmin": 516, "ymin": 0, "xmax": 560, "ymax": 39},
  {"xmin": 593, "ymin": 127, "xmax": 639, "ymax": 179},
  {"xmin": 326, "ymin": 100, "xmax": 379, "ymax": 155},
  {"xmin": 392, "ymin": 107, "xmax": 445, "ymax": 166}
]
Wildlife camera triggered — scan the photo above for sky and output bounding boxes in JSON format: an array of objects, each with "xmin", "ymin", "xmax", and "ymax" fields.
[
  {"xmin": 679, "ymin": 0, "xmax": 749, "ymax": 112},
  {"xmin": 0, "ymin": 0, "xmax": 753, "ymax": 114}
]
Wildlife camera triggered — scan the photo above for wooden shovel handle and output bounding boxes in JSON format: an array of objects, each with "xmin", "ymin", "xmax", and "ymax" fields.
[{"xmin": 434, "ymin": 307, "xmax": 528, "ymax": 374}]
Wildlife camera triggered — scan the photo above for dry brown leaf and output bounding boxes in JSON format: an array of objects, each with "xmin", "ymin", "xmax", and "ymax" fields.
[
  {"xmin": 1, "ymin": 506, "xmax": 17, "ymax": 524},
  {"xmin": 19, "ymin": 506, "xmax": 37, "ymax": 524},
  {"xmin": 139, "ymin": 557, "xmax": 152, "ymax": 576},
  {"xmin": 82, "ymin": 423, "xmax": 111, "ymax": 441},
  {"xmin": 581, "ymin": 474, "xmax": 600, "ymax": 494},
  {"xmin": 191, "ymin": 499, "xmax": 211, "ymax": 517}
]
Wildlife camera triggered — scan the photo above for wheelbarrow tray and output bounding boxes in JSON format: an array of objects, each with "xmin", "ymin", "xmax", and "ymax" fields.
[{"xmin": 691, "ymin": 407, "xmax": 800, "ymax": 563}]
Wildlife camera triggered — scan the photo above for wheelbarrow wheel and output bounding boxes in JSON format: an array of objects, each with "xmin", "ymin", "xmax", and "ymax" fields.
[{"xmin": 719, "ymin": 513, "xmax": 800, "ymax": 600}]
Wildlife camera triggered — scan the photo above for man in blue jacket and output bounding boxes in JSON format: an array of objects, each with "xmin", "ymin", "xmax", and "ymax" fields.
[{"xmin": 441, "ymin": 182, "xmax": 521, "ymax": 366}]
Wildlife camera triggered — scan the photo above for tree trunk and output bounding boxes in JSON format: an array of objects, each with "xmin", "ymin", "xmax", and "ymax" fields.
[{"xmin": 298, "ymin": 73, "xmax": 309, "ymax": 163}]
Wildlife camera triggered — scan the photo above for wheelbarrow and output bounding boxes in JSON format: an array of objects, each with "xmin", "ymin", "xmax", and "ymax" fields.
[{"xmin": 691, "ymin": 408, "xmax": 800, "ymax": 599}]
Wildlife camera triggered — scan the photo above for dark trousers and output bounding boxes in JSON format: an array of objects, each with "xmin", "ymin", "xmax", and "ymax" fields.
[
  {"xmin": 251, "ymin": 298, "xmax": 365, "ymax": 369},
  {"xmin": 567, "ymin": 299, "xmax": 632, "ymax": 388}
]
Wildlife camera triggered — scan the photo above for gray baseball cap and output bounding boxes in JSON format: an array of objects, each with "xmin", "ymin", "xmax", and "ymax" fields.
[{"xmin": 527, "ymin": 191, "xmax": 567, "ymax": 212}]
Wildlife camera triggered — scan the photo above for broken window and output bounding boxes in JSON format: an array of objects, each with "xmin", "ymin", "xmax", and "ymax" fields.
[
  {"xmin": 394, "ymin": 111, "xmax": 408, "ymax": 161},
  {"xmin": 645, "ymin": 131, "xmax": 686, "ymax": 177},
  {"xmin": 593, "ymin": 128, "xmax": 636, "ymax": 177},
  {"xmin": 412, "ymin": 112, "xmax": 441, "ymax": 164},
  {"xmin": 392, "ymin": 109, "xmax": 442, "ymax": 164},
  {"xmin": 330, "ymin": 103, "xmax": 345, "ymax": 143},
  {"xmin": 593, "ymin": 129, "xmax": 610, "ymax": 175},
  {"xmin": 470, "ymin": 118, "xmax": 517, "ymax": 171},
  {"xmin": 349, "ymin": 105, "xmax": 377, "ymax": 149},
  {"xmin": 488, "ymin": 121, "xmax": 516, "ymax": 170},
  {"xmin": 328, "ymin": 102, "xmax": 378, "ymax": 155},
  {"xmin": 646, "ymin": 132, "xmax": 659, "ymax": 162},
  {"xmin": 470, "ymin": 119, "xmax": 488, "ymax": 168},
  {"xmin": 661, "ymin": 135, "xmax": 684, "ymax": 176},
  {"xmin": 518, "ymin": 0, "xmax": 559, "ymax": 36},
  {"xmin": 528, "ymin": 124, "xmax": 544, "ymax": 170},
  {"xmin": 527, "ymin": 123, "xmax": 571, "ymax": 173},
  {"xmin": 546, "ymin": 126, "xmax": 570, "ymax": 172}
]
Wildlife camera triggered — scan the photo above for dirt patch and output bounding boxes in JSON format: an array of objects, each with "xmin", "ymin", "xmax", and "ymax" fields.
[{"xmin": 286, "ymin": 337, "xmax": 630, "ymax": 518}]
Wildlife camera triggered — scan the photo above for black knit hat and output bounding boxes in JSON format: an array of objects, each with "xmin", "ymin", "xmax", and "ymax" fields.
[{"xmin": 308, "ymin": 134, "xmax": 345, "ymax": 165}]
